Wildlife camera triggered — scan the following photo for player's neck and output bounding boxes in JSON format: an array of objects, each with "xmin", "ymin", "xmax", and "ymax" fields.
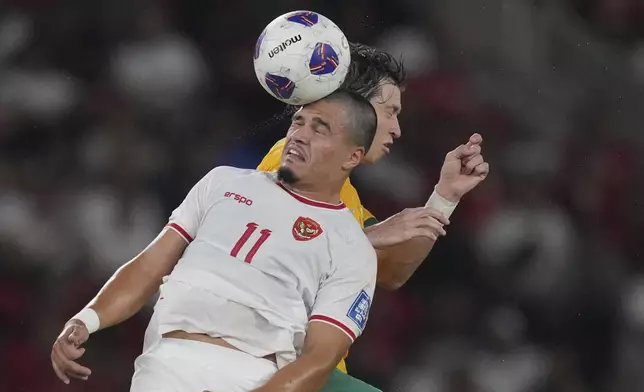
[{"xmin": 280, "ymin": 180, "xmax": 343, "ymax": 206}]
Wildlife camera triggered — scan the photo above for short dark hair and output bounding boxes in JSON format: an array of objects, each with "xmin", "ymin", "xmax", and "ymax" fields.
[
  {"xmin": 319, "ymin": 89, "xmax": 378, "ymax": 154},
  {"xmin": 341, "ymin": 42, "xmax": 407, "ymax": 102},
  {"xmin": 280, "ymin": 43, "xmax": 405, "ymax": 117}
]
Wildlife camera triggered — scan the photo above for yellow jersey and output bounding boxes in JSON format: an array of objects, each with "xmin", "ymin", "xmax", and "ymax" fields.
[{"xmin": 256, "ymin": 137, "xmax": 376, "ymax": 374}]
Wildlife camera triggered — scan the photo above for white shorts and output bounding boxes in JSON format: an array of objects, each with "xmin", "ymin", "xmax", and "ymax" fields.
[{"xmin": 130, "ymin": 338, "xmax": 277, "ymax": 392}]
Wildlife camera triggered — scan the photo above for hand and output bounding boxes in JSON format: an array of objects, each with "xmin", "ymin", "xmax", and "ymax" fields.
[
  {"xmin": 365, "ymin": 207, "xmax": 449, "ymax": 249},
  {"xmin": 436, "ymin": 133, "xmax": 490, "ymax": 202},
  {"xmin": 51, "ymin": 320, "xmax": 92, "ymax": 384}
]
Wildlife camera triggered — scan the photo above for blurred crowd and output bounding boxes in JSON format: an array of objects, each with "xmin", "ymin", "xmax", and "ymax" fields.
[{"xmin": 1, "ymin": 0, "xmax": 644, "ymax": 391}]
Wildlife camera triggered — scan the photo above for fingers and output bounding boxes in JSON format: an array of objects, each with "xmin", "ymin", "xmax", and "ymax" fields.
[
  {"xmin": 425, "ymin": 208, "xmax": 450, "ymax": 225},
  {"xmin": 405, "ymin": 213, "xmax": 448, "ymax": 240},
  {"xmin": 61, "ymin": 342, "xmax": 86, "ymax": 361},
  {"xmin": 54, "ymin": 343, "xmax": 92, "ymax": 378},
  {"xmin": 52, "ymin": 338, "xmax": 91, "ymax": 384},
  {"xmin": 63, "ymin": 326, "xmax": 88, "ymax": 360},
  {"xmin": 447, "ymin": 133, "xmax": 484, "ymax": 161},
  {"xmin": 464, "ymin": 143, "xmax": 481, "ymax": 156},
  {"xmin": 461, "ymin": 148, "xmax": 481, "ymax": 166},
  {"xmin": 376, "ymin": 207, "xmax": 451, "ymax": 244},
  {"xmin": 467, "ymin": 133, "xmax": 483, "ymax": 146},
  {"xmin": 67, "ymin": 324, "xmax": 89, "ymax": 346},
  {"xmin": 447, "ymin": 142, "xmax": 481, "ymax": 161},
  {"xmin": 445, "ymin": 145, "xmax": 466, "ymax": 160},
  {"xmin": 52, "ymin": 356, "xmax": 70, "ymax": 384},
  {"xmin": 409, "ymin": 226, "xmax": 444, "ymax": 241},
  {"xmin": 474, "ymin": 162, "xmax": 490, "ymax": 178},
  {"xmin": 460, "ymin": 135, "xmax": 487, "ymax": 177},
  {"xmin": 462, "ymin": 154, "xmax": 484, "ymax": 175},
  {"xmin": 404, "ymin": 207, "xmax": 450, "ymax": 225},
  {"xmin": 66, "ymin": 360, "xmax": 91, "ymax": 380},
  {"xmin": 56, "ymin": 351, "xmax": 91, "ymax": 380},
  {"xmin": 418, "ymin": 216, "xmax": 447, "ymax": 236}
]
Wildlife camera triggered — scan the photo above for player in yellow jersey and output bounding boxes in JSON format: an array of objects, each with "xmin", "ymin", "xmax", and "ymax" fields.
[{"xmin": 257, "ymin": 43, "xmax": 489, "ymax": 391}]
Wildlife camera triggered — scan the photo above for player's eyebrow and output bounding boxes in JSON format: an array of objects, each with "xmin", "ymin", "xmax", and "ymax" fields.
[
  {"xmin": 311, "ymin": 116, "xmax": 331, "ymax": 132},
  {"xmin": 290, "ymin": 113, "xmax": 331, "ymax": 132},
  {"xmin": 387, "ymin": 104, "xmax": 401, "ymax": 114}
]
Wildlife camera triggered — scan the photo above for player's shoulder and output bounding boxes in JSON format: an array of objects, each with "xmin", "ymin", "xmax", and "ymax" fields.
[
  {"xmin": 340, "ymin": 176, "xmax": 359, "ymax": 199},
  {"xmin": 330, "ymin": 229, "xmax": 377, "ymax": 275},
  {"xmin": 205, "ymin": 165, "xmax": 261, "ymax": 178},
  {"xmin": 339, "ymin": 176, "xmax": 365, "ymax": 215},
  {"xmin": 328, "ymin": 212, "xmax": 375, "ymax": 256},
  {"xmin": 320, "ymin": 204, "xmax": 360, "ymax": 227},
  {"xmin": 351, "ymin": 228, "xmax": 377, "ymax": 257},
  {"xmin": 201, "ymin": 166, "xmax": 271, "ymax": 185}
]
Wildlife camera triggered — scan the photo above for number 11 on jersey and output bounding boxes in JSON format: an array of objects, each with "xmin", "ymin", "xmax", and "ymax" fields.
[{"xmin": 230, "ymin": 222, "xmax": 272, "ymax": 263}]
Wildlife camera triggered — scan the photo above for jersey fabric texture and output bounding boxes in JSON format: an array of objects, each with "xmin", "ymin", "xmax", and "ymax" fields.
[
  {"xmin": 156, "ymin": 166, "xmax": 377, "ymax": 370},
  {"xmin": 256, "ymin": 138, "xmax": 381, "ymax": 385}
]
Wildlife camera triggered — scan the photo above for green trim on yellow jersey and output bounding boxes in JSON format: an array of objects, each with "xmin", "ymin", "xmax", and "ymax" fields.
[{"xmin": 363, "ymin": 217, "xmax": 378, "ymax": 228}]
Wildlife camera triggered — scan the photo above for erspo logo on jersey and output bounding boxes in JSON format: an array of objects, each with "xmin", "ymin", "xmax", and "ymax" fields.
[
  {"xmin": 292, "ymin": 216, "xmax": 323, "ymax": 241},
  {"xmin": 224, "ymin": 192, "xmax": 253, "ymax": 206},
  {"xmin": 347, "ymin": 290, "xmax": 371, "ymax": 331}
]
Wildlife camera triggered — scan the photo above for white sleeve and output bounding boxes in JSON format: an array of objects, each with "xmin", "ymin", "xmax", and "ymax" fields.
[
  {"xmin": 166, "ymin": 166, "xmax": 238, "ymax": 243},
  {"xmin": 309, "ymin": 243, "xmax": 377, "ymax": 342}
]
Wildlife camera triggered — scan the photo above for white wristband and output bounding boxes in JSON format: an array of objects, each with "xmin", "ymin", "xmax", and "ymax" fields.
[
  {"xmin": 71, "ymin": 308, "xmax": 100, "ymax": 334},
  {"xmin": 426, "ymin": 187, "xmax": 459, "ymax": 219}
]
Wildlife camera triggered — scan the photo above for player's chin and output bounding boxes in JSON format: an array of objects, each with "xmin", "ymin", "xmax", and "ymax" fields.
[
  {"xmin": 361, "ymin": 149, "xmax": 384, "ymax": 164},
  {"xmin": 277, "ymin": 164, "xmax": 302, "ymax": 184}
]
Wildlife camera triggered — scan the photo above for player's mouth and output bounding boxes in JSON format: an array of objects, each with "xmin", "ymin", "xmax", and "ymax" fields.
[
  {"xmin": 383, "ymin": 142, "xmax": 393, "ymax": 154},
  {"xmin": 285, "ymin": 145, "xmax": 307, "ymax": 162}
]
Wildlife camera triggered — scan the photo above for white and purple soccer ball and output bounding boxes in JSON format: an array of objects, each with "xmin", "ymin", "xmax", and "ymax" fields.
[{"xmin": 253, "ymin": 11, "xmax": 350, "ymax": 105}]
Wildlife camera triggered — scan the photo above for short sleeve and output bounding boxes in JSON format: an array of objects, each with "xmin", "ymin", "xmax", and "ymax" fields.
[
  {"xmin": 256, "ymin": 138, "xmax": 286, "ymax": 172},
  {"xmin": 309, "ymin": 244, "xmax": 377, "ymax": 342},
  {"xmin": 166, "ymin": 166, "xmax": 237, "ymax": 243}
]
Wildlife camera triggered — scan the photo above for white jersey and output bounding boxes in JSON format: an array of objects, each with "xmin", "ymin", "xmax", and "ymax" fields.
[{"xmin": 153, "ymin": 166, "xmax": 377, "ymax": 367}]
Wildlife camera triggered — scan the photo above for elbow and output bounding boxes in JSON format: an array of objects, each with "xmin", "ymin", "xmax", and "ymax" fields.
[
  {"xmin": 376, "ymin": 263, "xmax": 409, "ymax": 290},
  {"xmin": 376, "ymin": 275, "xmax": 407, "ymax": 291},
  {"xmin": 375, "ymin": 252, "xmax": 426, "ymax": 291}
]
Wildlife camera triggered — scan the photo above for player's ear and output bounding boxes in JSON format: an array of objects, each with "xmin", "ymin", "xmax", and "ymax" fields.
[{"xmin": 342, "ymin": 146, "xmax": 365, "ymax": 171}]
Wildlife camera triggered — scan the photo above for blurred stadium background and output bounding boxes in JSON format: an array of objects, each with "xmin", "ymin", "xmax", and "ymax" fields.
[{"xmin": 1, "ymin": 0, "xmax": 644, "ymax": 391}]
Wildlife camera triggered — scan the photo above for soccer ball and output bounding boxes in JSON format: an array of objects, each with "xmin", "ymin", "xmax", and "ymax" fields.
[{"xmin": 253, "ymin": 11, "xmax": 350, "ymax": 105}]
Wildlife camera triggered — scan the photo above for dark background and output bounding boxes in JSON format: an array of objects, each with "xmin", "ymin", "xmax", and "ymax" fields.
[{"xmin": 1, "ymin": 0, "xmax": 644, "ymax": 391}]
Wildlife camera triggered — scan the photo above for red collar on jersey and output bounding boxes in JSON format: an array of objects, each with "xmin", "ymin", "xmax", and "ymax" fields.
[{"xmin": 276, "ymin": 182, "xmax": 346, "ymax": 210}]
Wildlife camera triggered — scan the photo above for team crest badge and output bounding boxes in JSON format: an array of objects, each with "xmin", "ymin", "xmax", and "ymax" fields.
[{"xmin": 292, "ymin": 217, "xmax": 323, "ymax": 241}]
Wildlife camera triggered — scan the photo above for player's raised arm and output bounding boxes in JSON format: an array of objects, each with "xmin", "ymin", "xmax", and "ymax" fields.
[
  {"xmin": 51, "ymin": 166, "xmax": 227, "ymax": 384},
  {"xmin": 366, "ymin": 134, "xmax": 489, "ymax": 290},
  {"xmin": 253, "ymin": 244, "xmax": 377, "ymax": 392}
]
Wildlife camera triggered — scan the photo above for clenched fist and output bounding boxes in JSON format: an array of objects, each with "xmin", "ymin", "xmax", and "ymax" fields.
[
  {"xmin": 51, "ymin": 320, "xmax": 92, "ymax": 384},
  {"xmin": 436, "ymin": 133, "xmax": 490, "ymax": 202}
]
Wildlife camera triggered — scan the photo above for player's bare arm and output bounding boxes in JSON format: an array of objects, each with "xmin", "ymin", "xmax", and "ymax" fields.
[
  {"xmin": 86, "ymin": 229, "xmax": 187, "ymax": 328},
  {"xmin": 51, "ymin": 229, "xmax": 187, "ymax": 384},
  {"xmin": 368, "ymin": 133, "xmax": 490, "ymax": 290},
  {"xmin": 251, "ymin": 322, "xmax": 353, "ymax": 392}
]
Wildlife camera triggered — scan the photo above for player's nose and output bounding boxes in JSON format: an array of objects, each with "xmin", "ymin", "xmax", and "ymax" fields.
[
  {"xmin": 391, "ymin": 124, "xmax": 401, "ymax": 139},
  {"xmin": 291, "ymin": 126, "xmax": 312, "ymax": 144}
]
